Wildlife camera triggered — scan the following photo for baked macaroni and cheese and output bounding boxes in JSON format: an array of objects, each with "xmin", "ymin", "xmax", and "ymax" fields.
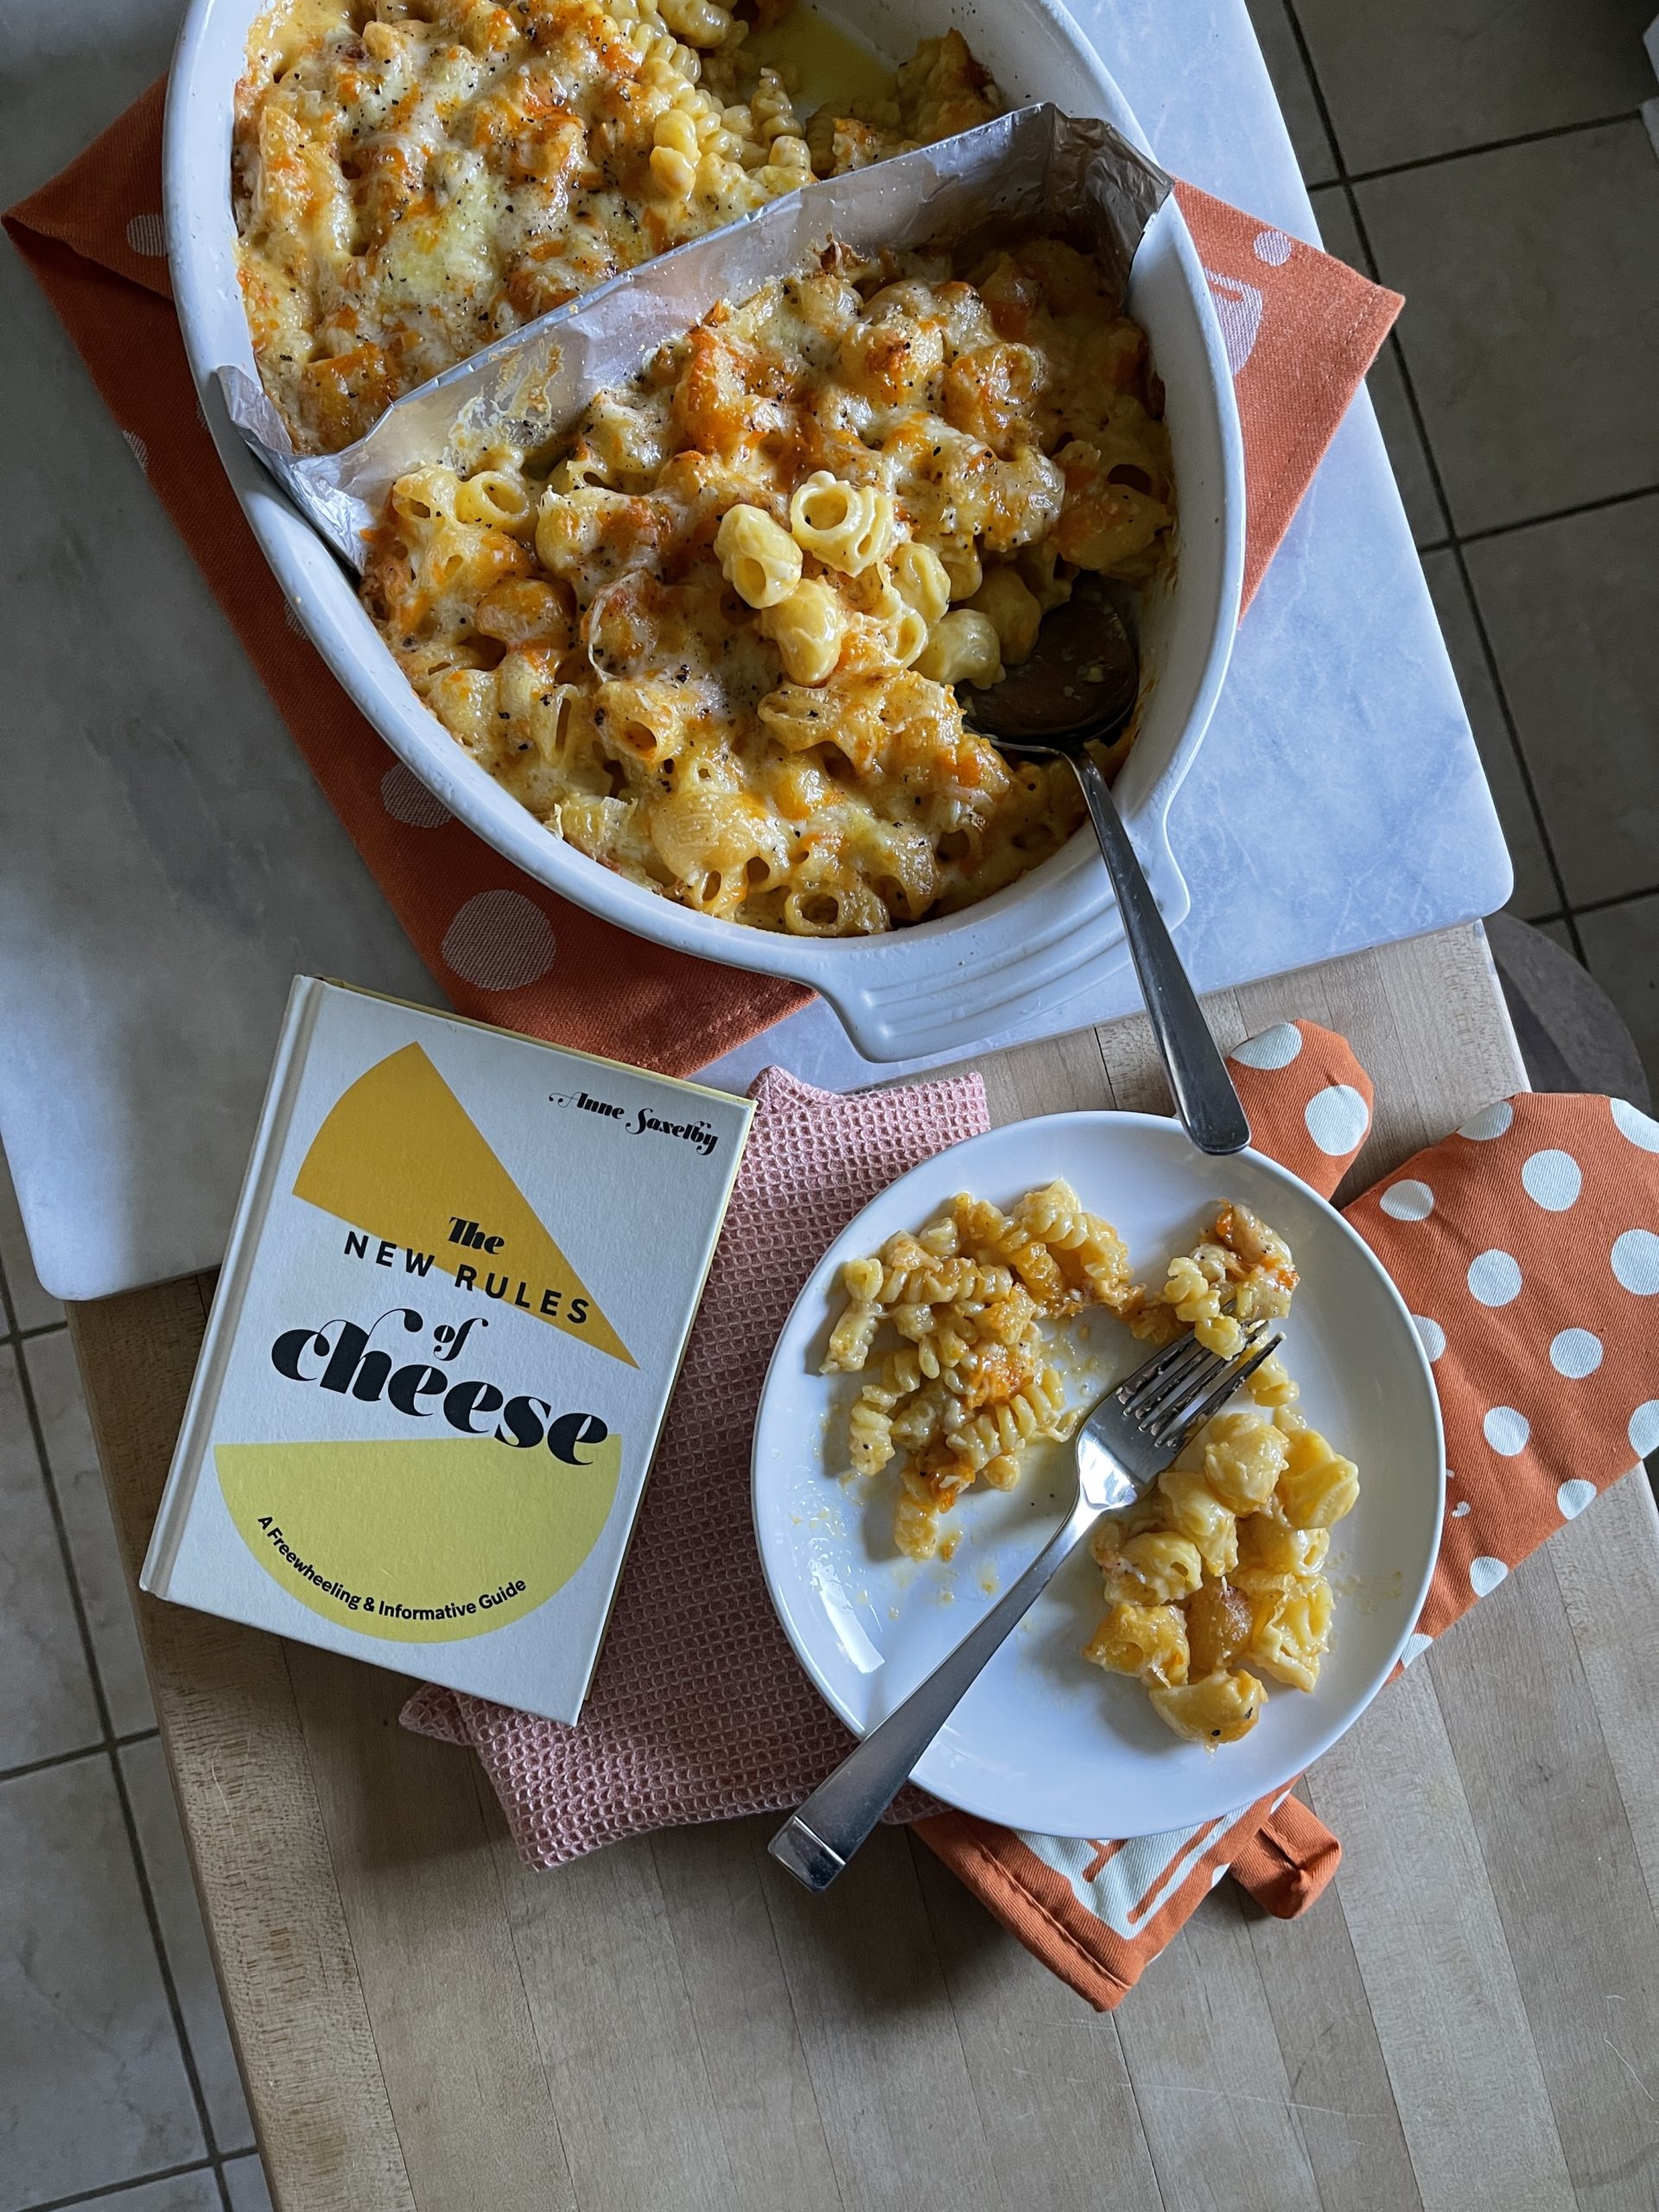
[
  {"xmin": 361, "ymin": 238, "xmax": 1175, "ymax": 931},
  {"xmin": 1087, "ymin": 1205, "xmax": 1357, "ymax": 1745},
  {"xmin": 821, "ymin": 1179, "xmax": 1139, "ymax": 1560},
  {"xmin": 234, "ymin": 0, "xmax": 1000, "ymax": 451},
  {"xmin": 823, "ymin": 1192, "xmax": 1357, "ymax": 1747}
]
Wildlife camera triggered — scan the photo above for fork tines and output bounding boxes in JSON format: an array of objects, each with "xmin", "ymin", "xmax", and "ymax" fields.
[{"xmin": 1117, "ymin": 1322, "xmax": 1284, "ymax": 1448}]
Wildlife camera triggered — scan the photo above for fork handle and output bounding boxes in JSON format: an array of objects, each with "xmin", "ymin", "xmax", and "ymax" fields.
[
  {"xmin": 768, "ymin": 1495, "xmax": 1103, "ymax": 1891},
  {"xmin": 1071, "ymin": 751, "xmax": 1251, "ymax": 1158}
]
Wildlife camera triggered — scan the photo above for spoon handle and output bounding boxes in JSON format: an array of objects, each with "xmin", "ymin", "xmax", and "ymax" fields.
[{"xmin": 1071, "ymin": 752, "xmax": 1251, "ymax": 1156}]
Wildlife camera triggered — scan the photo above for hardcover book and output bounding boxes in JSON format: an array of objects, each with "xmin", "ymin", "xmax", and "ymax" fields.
[{"xmin": 141, "ymin": 978, "xmax": 753, "ymax": 1723}]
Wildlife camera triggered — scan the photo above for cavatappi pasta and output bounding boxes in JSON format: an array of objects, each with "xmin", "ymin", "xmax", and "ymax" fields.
[
  {"xmin": 234, "ymin": 0, "xmax": 1001, "ymax": 452},
  {"xmin": 823, "ymin": 1192, "xmax": 1358, "ymax": 1746},
  {"xmin": 361, "ymin": 239, "xmax": 1176, "ymax": 932}
]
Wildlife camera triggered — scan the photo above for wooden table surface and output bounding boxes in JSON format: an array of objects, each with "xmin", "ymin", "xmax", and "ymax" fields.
[{"xmin": 70, "ymin": 925, "xmax": 1659, "ymax": 2212}]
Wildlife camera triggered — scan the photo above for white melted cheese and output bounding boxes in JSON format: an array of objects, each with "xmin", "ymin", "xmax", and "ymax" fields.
[{"xmin": 233, "ymin": 0, "xmax": 1001, "ymax": 451}]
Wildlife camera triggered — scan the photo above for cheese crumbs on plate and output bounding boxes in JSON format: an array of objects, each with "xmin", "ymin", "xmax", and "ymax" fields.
[{"xmin": 823, "ymin": 1192, "xmax": 1360, "ymax": 1747}]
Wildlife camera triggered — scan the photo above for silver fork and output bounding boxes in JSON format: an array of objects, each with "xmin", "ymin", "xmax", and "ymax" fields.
[{"xmin": 768, "ymin": 1321, "xmax": 1282, "ymax": 1891}]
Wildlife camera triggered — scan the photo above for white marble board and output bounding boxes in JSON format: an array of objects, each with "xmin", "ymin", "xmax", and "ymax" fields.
[{"xmin": 0, "ymin": 0, "xmax": 1510, "ymax": 1302}]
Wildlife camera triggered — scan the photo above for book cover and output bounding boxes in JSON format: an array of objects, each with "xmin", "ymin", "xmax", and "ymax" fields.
[{"xmin": 141, "ymin": 978, "xmax": 753, "ymax": 1723}]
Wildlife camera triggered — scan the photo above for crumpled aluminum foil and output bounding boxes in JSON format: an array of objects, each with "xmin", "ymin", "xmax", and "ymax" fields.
[{"xmin": 222, "ymin": 101, "xmax": 1170, "ymax": 569}]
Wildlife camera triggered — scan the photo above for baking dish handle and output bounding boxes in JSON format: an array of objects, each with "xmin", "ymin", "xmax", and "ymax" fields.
[{"xmin": 812, "ymin": 826, "xmax": 1191, "ymax": 1064}]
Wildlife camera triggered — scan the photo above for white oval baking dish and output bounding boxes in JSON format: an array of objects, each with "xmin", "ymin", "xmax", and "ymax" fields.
[{"xmin": 165, "ymin": 0, "xmax": 1244, "ymax": 1063}]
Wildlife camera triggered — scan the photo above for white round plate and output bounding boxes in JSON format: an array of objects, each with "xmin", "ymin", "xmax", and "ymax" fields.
[{"xmin": 752, "ymin": 1113, "xmax": 1443, "ymax": 1838}]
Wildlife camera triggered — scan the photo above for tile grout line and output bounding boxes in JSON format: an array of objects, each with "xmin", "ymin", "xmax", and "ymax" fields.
[
  {"xmin": 1411, "ymin": 478, "xmax": 1659, "ymax": 556},
  {"xmin": 1281, "ymin": 0, "xmax": 1589, "ymax": 963},
  {"xmin": 15, "ymin": 2150, "xmax": 257, "ymax": 2212},
  {"xmin": 1, "ymin": 1316, "xmax": 71, "ymax": 1357},
  {"xmin": 9, "ymin": 1339, "xmax": 232, "ymax": 2175},
  {"xmin": 103, "ymin": 1755, "xmax": 238, "ymax": 2181},
  {"xmin": 0, "ymin": 1727, "xmax": 161, "ymax": 1789},
  {"xmin": 0, "ymin": 1222, "xmax": 20, "ymax": 1338},
  {"xmin": 1449, "ymin": 563, "xmax": 1586, "ymax": 962},
  {"xmin": 1300, "ymin": 107, "xmax": 1648, "ymax": 200},
  {"xmin": 0, "ymin": 1215, "xmax": 259, "ymax": 2197},
  {"xmin": 1558, "ymin": 882, "xmax": 1659, "ymax": 922},
  {"xmin": 0, "ymin": 1146, "xmax": 67, "ymax": 1345},
  {"xmin": 1338, "ymin": 105, "xmax": 1644, "ymax": 186},
  {"xmin": 1352, "ymin": 379, "xmax": 1586, "ymax": 965},
  {"xmin": 1441, "ymin": 534, "xmax": 1587, "ymax": 961}
]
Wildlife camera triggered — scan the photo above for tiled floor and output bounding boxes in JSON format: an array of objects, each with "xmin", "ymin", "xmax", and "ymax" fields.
[
  {"xmin": 0, "ymin": 1161, "xmax": 270, "ymax": 2211},
  {"xmin": 3, "ymin": 5, "xmax": 1656, "ymax": 2208},
  {"xmin": 1247, "ymin": 0, "xmax": 1659, "ymax": 1091}
]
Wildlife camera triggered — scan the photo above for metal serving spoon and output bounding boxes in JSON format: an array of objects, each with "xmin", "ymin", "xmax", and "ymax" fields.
[{"xmin": 965, "ymin": 578, "xmax": 1250, "ymax": 1157}]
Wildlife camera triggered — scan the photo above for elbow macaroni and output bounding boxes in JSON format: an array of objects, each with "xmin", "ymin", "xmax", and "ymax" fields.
[
  {"xmin": 968, "ymin": 568, "xmax": 1043, "ymax": 664},
  {"xmin": 760, "ymin": 580, "xmax": 848, "ymax": 686},
  {"xmin": 788, "ymin": 474, "xmax": 899, "ymax": 575},
  {"xmin": 891, "ymin": 541, "xmax": 952, "ymax": 626},
  {"xmin": 915, "ymin": 609, "xmax": 1004, "ymax": 690},
  {"xmin": 362, "ymin": 237, "xmax": 1175, "ymax": 933},
  {"xmin": 715, "ymin": 505, "xmax": 803, "ymax": 608}
]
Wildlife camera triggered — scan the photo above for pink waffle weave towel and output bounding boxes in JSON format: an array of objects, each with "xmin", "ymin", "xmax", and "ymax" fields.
[{"xmin": 402, "ymin": 1065, "xmax": 982, "ymax": 1861}]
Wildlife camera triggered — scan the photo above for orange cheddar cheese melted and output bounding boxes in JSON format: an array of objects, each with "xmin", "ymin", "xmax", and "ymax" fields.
[
  {"xmin": 234, "ymin": 0, "xmax": 1001, "ymax": 451},
  {"xmin": 360, "ymin": 238, "xmax": 1175, "ymax": 933}
]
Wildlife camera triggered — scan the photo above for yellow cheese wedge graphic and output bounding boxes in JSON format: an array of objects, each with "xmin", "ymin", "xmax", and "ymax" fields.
[
  {"xmin": 216, "ymin": 1431, "xmax": 622, "ymax": 1641},
  {"xmin": 293, "ymin": 1042, "xmax": 634, "ymax": 1365}
]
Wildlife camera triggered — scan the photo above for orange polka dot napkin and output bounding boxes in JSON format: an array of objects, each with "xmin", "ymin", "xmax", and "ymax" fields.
[
  {"xmin": 1353, "ymin": 1093, "xmax": 1659, "ymax": 1637},
  {"xmin": 403, "ymin": 1020, "xmax": 1659, "ymax": 2011},
  {"xmin": 3, "ymin": 90, "xmax": 1399, "ymax": 1071}
]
